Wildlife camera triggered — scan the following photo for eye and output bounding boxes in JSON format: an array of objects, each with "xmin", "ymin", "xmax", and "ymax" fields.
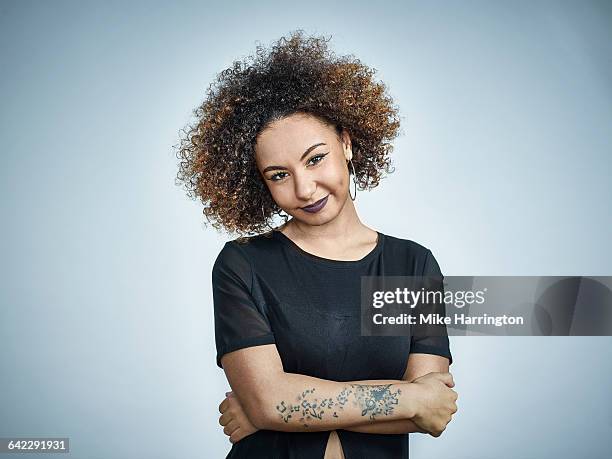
[
  {"xmin": 270, "ymin": 172, "xmax": 288, "ymax": 182},
  {"xmin": 307, "ymin": 153, "xmax": 328, "ymax": 166},
  {"xmin": 268, "ymin": 153, "xmax": 328, "ymax": 183}
]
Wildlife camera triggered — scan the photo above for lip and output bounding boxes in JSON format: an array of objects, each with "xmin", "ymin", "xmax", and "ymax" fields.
[{"xmin": 300, "ymin": 195, "xmax": 329, "ymax": 213}]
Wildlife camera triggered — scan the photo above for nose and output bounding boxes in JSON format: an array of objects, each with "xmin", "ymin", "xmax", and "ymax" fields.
[{"xmin": 293, "ymin": 172, "xmax": 316, "ymax": 203}]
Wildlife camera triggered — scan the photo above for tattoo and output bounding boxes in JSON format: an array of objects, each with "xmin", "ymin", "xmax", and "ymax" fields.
[{"xmin": 275, "ymin": 384, "xmax": 402, "ymax": 428}]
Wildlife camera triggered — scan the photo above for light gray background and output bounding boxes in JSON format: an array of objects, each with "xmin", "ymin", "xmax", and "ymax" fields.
[{"xmin": 1, "ymin": 1, "xmax": 611, "ymax": 458}]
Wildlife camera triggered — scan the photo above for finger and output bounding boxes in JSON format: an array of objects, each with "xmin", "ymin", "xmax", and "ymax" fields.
[
  {"xmin": 229, "ymin": 427, "xmax": 243, "ymax": 444},
  {"xmin": 434, "ymin": 372, "xmax": 454, "ymax": 387},
  {"xmin": 219, "ymin": 398, "xmax": 229, "ymax": 414},
  {"xmin": 219, "ymin": 411, "xmax": 233, "ymax": 426},
  {"xmin": 223, "ymin": 419, "xmax": 240, "ymax": 436}
]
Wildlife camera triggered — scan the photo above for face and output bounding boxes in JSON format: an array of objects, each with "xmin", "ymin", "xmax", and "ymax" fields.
[{"xmin": 254, "ymin": 113, "xmax": 353, "ymax": 225}]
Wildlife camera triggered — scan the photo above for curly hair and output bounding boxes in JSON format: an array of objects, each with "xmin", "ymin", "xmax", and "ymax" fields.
[{"xmin": 175, "ymin": 29, "xmax": 401, "ymax": 238}]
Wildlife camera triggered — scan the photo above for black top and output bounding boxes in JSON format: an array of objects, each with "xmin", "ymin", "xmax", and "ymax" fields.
[{"xmin": 212, "ymin": 229, "xmax": 452, "ymax": 459}]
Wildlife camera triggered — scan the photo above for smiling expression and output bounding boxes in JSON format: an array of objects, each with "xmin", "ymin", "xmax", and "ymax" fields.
[{"xmin": 255, "ymin": 112, "xmax": 353, "ymax": 223}]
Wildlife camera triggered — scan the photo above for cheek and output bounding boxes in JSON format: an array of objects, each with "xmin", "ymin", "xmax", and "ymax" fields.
[
  {"xmin": 325, "ymin": 160, "xmax": 349, "ymax": 189},
  {"xmin": 269, "ymin": 187, "xmax": 289, "ymax": 206}
]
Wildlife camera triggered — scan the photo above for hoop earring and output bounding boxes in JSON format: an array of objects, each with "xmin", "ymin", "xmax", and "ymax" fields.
[{"xmin": 348, "ymin": 158, "xmax": 358, "ymax": 201}]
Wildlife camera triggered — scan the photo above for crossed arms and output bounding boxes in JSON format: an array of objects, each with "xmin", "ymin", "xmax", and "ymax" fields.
[{"xmin": 220, "ymin": 343, "xmax": 456, "ymax": 437}]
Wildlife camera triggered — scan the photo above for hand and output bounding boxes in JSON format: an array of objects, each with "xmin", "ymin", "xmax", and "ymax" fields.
[
  {"xmin": 410, "ymin": 372, "xmax": 458, "ymax": 437},
  {"xmin": 218, "ymin": 390, "xmax": 259, "ymax": 444}
]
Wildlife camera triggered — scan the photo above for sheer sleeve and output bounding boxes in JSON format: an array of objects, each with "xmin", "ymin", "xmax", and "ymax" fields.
[
  {"xmin": 410, "ymin": 249, "xmax": 453, "ymax": 365},
  {"xmin": 211, "ymin": 241, "xmax": 275, "ymax": 369}
]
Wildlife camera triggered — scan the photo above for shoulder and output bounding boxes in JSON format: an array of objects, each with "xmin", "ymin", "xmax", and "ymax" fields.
[
  {"xmin": 213, "ymin": 232, "xmax": 276, "ymax": 274},
  {"xmin": 383, "ymin": 233, "xmax": 433, "ymax": 258},
  {"xmin": 382, "ymin": 233, "xmax": 443, "ymax": 276}
]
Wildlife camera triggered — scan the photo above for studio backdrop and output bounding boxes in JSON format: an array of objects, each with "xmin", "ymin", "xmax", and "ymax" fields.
[{"xmin": 1, "ymin": 1, "xmax": 611, "ymax": 458}]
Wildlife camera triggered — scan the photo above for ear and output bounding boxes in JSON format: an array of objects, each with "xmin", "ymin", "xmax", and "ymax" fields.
[{"xmin": 341, "ymin": 129, "xmax": 352, "ymax": 162}]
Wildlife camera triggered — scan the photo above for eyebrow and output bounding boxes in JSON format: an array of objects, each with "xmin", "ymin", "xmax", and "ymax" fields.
[{"xmin": 262, "ymin": 142, "xmax": 327, "ymax": 173}]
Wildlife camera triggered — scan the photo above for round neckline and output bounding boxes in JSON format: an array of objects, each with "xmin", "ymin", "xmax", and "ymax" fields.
[{"xmin": 272, "ymin": 229, "xmax": 384, "ymax": 268}]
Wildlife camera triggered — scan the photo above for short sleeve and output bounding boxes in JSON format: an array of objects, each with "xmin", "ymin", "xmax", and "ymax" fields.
[
  {"xmin": 212, "ymin": 241, "xmax": 275, "ymax": 369},
  {"xmin": 410, "ymin": 249, "xmax": 453, "ymax": 365}
]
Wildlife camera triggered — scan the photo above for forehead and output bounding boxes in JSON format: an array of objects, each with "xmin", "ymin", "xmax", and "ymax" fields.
[{"xmin": 255, "ymin": 114, "xmax": 334, "ymax": 161}]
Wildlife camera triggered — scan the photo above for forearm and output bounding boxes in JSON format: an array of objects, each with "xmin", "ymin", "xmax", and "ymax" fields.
[
  {"xmin": 345, "ymin": 418, "xmax": 424, "ymax": 434},
  {"xmin": 341, "ymin": 378, "xmax": 422, "ymax": 434},
  {"xmin": 343, "ymin": 379, "xmax": 424, "ymax": 435},
  {"xmin": 254, "ymin": 374, "xmax": 417, "ymax": 432}
]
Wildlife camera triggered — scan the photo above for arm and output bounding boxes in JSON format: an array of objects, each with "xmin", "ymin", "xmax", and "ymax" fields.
[
  {"xmin": 221, "ymin": 344, "xmax": 420, "ymax": 432},
  {"xmin": 344, "ymin": 353, "xmax": 450, "ymax": 434}
]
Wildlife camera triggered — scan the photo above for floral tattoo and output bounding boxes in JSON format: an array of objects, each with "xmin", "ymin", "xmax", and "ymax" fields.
[{"xmin": 275, "ymin": 384, "xmax": 401, "ymax": 428}]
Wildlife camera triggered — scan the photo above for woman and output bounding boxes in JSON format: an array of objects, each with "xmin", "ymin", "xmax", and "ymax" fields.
[{"xmin": 176, "ymin": 30, "xmax": 458, "ymax": 459}]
